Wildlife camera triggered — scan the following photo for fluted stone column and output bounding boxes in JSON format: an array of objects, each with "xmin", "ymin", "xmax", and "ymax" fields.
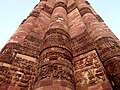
[
  {"xmin": 34, "ymin": 0, "xmax": 75, "ymax": 90},
  {"xmin": 78, "ymin": 1, "xmax": 120, "ymax": 90},
  {"xmin": 71, "ymin": 1, "xmax": 114, "ymax": 90},
  {"xmin": 95, "ymin": 37, "xmax": 120, "ymax": 90},
  {"xmin": 0, "ymin": 1, "xmax": 48, "ymax": 90}
]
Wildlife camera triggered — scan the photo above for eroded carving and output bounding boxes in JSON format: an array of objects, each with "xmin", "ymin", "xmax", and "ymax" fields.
[
  {"xmin": 9, "ymin": 53, "xmax": 38, "ymax": 89},
  {"xmin": 38, "ymin": 63, "xmax": 74, "ymax": 84},
  {"xmin": 0, "ymin": 66, "xmax": 9, "ymax": 76},
  {"xmin": 10, "ymin": 72, "xmax": 35, "ymax": 88},
  {"xmin": 0, "ymin": 54, "xmax": 14, "ymax": 64},
  {"xmin": 85, "ymin": 1, "xmax": 90, "ymax": 5},
  {"xmin": 12, "ymin": 57, "xmax": 37, "ymax": 73},
  {"xmin": 3, "ymin": 43, "xmax": 40, "ymax": 58},
  {"xmin": 74, "ymin": 51, "xmax": 107, "ymax": 88}
]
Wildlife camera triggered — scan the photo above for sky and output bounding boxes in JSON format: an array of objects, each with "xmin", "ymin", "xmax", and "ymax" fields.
[{"xmin": 0, "ymin": 0, "xmax": 120, "ymax": 50}]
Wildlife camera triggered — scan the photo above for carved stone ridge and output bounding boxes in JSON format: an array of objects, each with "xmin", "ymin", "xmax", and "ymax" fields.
[
  {"xmin": 79, "ymin": 7, "xmax": 93, "ymax": 17},
  {"xmin": 45, "ymin": 28, "xmax": 71, "ymax": 39},
  {"xmin": 54, "ymin": 2, "xmax": 67, "ymax": 12},
  {"xmin": 85, "ymin": 1, "xmax": 90, "ymax": 5},
  {"xmin": 95, "ymin": 15, "xmax": 104, "ymax": 22},
  {"xmin": 2, "ymin": 43, "xmax": 40, "ymax": 59},
  {"xmin": 40, "ymin": 51, "xmax": 72, "ymax": 63}
]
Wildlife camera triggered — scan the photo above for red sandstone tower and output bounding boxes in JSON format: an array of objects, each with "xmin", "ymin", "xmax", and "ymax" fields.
[{"xmin": 0, "ymin": 0, "xmax": 120, "ymax": 90}]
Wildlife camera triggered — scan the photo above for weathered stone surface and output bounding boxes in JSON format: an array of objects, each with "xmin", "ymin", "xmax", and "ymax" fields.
[
  {"xmin": 95, "ymin": 37, "xmax": 120, "ymax": 89},
  {"xmin": 42, "ymin": 4, "xmax": 53, "ymax": 15},
  {"xmin": 73, "ymin": 50, "xmax": 112, "ymax": 90},
  {"xmin": 68, "ymin": 8, "xmax": 87, "ymax": 38},
  {"xmin": 67, "ymin": 2, "xmax": 76, "ymax": 13}
]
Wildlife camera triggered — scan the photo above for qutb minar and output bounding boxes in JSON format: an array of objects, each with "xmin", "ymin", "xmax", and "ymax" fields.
[{"xmin": 0, "ymin": 0, "xmax": 120, "ymax": 90}]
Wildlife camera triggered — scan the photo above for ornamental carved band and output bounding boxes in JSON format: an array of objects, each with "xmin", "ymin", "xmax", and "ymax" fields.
[
  {"xmin": 38, "ymin": 62, "xmax": 74, "ymax": 84},
  {"xmin": 45, "ymin": 28, "xmax": 71, "ymax": 40},
  {"xmin": 73, "ymin": 50, "xmax": 108, "ymax": 90},
  {"xmin": 95, "ymin": 37, "xmax": 120, "ymax": 89},
  {"xmin": 54, "ymin": 2, "xmax": 67, "ymax": 12},
  {"xmin": 41, "ymin": 28, "xmax": 72, "ymax": 54},
  {"xmin": 40, "ymin": 51, "xmax": 72, "ymax": 63},
  {"xmin": 95, "ymin": 37, "xmax": 120, "ymax": 62},
  {"xmin": 2, "ymin": 43, "xmax": 40, "ymax": 58}
]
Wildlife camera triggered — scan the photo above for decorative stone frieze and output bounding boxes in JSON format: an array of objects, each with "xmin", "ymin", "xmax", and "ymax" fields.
[
  {"xmin": 73, "ymin": 50, "xmax": 112, "ymax": 90},
  {"xmin": 95, "ymin": 37, "xmax": 120, "ymax": 62}
]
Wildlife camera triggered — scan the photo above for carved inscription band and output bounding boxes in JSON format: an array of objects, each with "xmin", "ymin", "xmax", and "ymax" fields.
[{"xmin": 54, "ymin": 2, "xmax": 67, "ymax": 12}]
